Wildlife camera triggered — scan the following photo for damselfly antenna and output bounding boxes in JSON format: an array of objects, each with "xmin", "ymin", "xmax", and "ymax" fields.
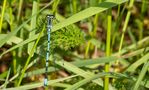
[{"xmin": 44, "ymin": 14, "xmax": 54, "ymax": 86}]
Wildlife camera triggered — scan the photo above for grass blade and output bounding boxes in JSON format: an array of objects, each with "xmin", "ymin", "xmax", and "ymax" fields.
[
  {"xmin": 5, "ymin": 75, "xmax": 78, "ymax": 90},
  {"xmin": 28, "ymin": 0, "xmax": 38, "ymax": 55},
  {"xmin": 133, "ymin": 61, "xmax": 149, "ymax": 90},
  {"xmin": 126, "ymin": 53, "xmax": 149, "ymax": 72},
  {"xmin": 52, "ymin": 0, "xmax": 128, "ymax": 32}
]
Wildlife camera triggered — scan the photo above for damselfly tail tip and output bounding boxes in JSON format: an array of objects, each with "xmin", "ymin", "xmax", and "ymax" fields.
[{"xmin": 44, "ymin": 78, "xmax": 48, "ymax": 86}]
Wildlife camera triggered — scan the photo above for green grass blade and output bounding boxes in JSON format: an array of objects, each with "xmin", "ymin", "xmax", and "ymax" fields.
[
  {"xmin": 133, "ymin": 61, "xmax": 149, "ymax": 90},
  {"xmin": 0, "ymin": 34, "xmax": 22, "ymax": 44},
  {"xmin": 52, "ymin": 0, "xmax": 128, "ymax": 32},
  {"xmin": 28, "ymin": 0, "xmax": 38, "ymax": 55},
  {"xmin": 126, "ymin": 53, "xmax": 149, "ymax": 72},
  {"xmin": 51, "ymin": 57, "xmax": 113, "ymax": 88},
  {"xmin": 0, "ymin": 33, "xmax": 40, "ymax": 57},
  {"xmin": 72, "ymin": 56, "xmax": 118, "ymax": 67},
  {"xmin": 3, "ymin": 68, "xmax": 11, "ymax": 89},
  {"xmin": 54, "ymin": 60, "xmax": 103, "ymax": 86},
  {"xmin": 24, "ymin": 56, "xmax": 118, "ymax": 77},
  {"xmin": 113, "ymin": 36, "xmax": 149, "ymax": 56},
  {"xmin": 5, "ymin": 75, "xmax": 78, "ymax": 90},
  {"xmin": 65, "ymin": 72, "xmax": 129, "ymax": 90},
  {"xmin": 49, "ymin": 83, "xmax": 71, "ymax": 88},
  {"xmin": 65, "ymin": 73, "xmax": 108, "ymax": 90}
]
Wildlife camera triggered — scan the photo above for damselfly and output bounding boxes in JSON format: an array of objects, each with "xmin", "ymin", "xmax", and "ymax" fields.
[
  {"xmin": 44, "ymin": 15, "xmax": 54, "ymax": 86},
  {"xmin": 36, "ymin": 14, "xmax": 84, "ymax": 86}
]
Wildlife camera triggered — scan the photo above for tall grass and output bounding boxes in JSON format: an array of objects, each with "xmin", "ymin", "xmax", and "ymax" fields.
[{"xmin": 0, "ymin": 0, "xmax": 149, "ymax": 90}]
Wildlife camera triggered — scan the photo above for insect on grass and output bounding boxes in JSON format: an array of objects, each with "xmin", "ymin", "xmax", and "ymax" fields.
[
  {"xmin": 44, "ymin": 15, "xmax": 54, "ymax": 86},
  {"xmin": 36, "ymin": 14, "xmax": 84, "ymax": 86}
]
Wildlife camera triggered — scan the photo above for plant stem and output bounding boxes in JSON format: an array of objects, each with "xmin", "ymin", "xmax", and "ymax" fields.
[
  {"xmin": 116, "ymin": 0, "xmax": 135, "ymax": 69},
  {"xmin": 85, "ymin": 13, "xmax": 99, "ymax": 58},
  {"xmin": 93, "ymin": 14, "xmax": 99, "ymax": 37},
  {"xmin": 111, "ymin": 4, "xmax": 126, "ymax": 53},
  {"xmin": 139, "ymin": 0, "xmax": 146, "ymax": 41},
  {"xmin": 72, "ymin": 0, "xmax": 77, "ymax": 14},
  {"xmin": 12, "ymin": 51, "xmax": 17, "ymax": 75},
  {"xmin": 104, "ymin": 9, "xmax": 111, "ymax": 90},
  {"xmin": 0, "ymin": 0, "xmax": 7, "ymax": 33},
  {"xmin": 85, "ymin": 41, "xmax": 91, "ymax": 58},
  {"xmin": 113, "ymin": 0, "xmax": 135, "ymax": 83}
]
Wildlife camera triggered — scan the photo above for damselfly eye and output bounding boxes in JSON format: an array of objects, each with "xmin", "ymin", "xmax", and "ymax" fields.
[{"xmin": 47, "ymin": 14, "xmax": 54, "ymax": 18}]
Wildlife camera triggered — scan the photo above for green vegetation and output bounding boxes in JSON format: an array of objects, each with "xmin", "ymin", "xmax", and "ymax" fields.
[{"xmin": 0, "ymin": 0, "xmax": 149, "ymax": 90}]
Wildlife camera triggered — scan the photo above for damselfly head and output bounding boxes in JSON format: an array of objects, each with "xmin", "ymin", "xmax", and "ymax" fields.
[{"xmin": 47, "ymin": 15, "xmax": 54, "ymax": 26}]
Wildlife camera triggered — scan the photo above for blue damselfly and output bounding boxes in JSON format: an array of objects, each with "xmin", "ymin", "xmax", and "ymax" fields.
[{"xmin": 44, "ymin": 15, "xmax": 54, "ymax": 86}]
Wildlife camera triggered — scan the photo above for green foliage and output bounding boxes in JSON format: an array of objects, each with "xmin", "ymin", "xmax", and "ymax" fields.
[
  {"xmin": 36, "ymin": 17, "xmax": 84, "ymax": 52},
  {"xmin": 0, "ymin": 0, "xmax": 149, "ymax": 90},
  {"xmin": 51, "ymin": 24, "xmax": 84, "ymax": 50},
  {"xmin": 114, "ymin": 76, "xmax": 134, "ymax": 90}
]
